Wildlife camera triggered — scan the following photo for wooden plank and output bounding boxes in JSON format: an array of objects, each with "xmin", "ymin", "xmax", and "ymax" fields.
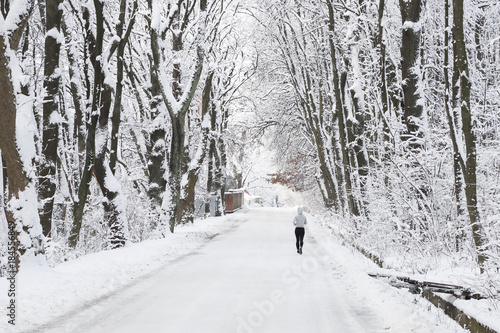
[{"xmin": 422, "ymin": 290, "xmax": 497, "ymax": 333}]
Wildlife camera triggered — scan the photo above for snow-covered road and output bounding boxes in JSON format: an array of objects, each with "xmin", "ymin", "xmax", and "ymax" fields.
[
  {"xmin": 32, "ymin": 207, "xmax": 464, "ymax": 333},
  {"xmin": 38, "ymin": 208, "xmax": 384, "ymax": 333}
]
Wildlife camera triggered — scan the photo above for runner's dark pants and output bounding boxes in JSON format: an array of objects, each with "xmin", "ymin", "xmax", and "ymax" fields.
[{"xmin": 295, "ymin": 227, "xmax": 305, "ymax": 250}]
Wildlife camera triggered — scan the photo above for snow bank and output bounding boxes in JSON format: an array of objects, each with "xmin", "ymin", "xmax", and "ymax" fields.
[
  {"xmin": 0, "ymin": 213, "xmax": 241, "ymax": 332},
  {"xmin": 307, "ymin": 212, "xmax": 499, "ymax": 332}
]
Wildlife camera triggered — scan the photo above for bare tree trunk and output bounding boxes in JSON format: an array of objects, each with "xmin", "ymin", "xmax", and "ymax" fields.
[
  {"xmin": 94, "ymin": 85, "xmax": 127, "ymax": 248},
  {"xmin": 168, "ymin": 20, "xmax": 188, "ymax": 230},
  {"xmin": 146, "ymin": 0, "xmax": 169, "ymax": 208},
  {"xmin": 70, "ymin": 3, "xmax": 127, "ymax": 248},
  {"xmin": 327, "ymin": 0, "xmax": 355, "ymax": 216},
  {"xmin": 300, "ymin": 91, "xmax": 339, "ymax": 210},
  {"xmin": 61, "ymin": 19, "xmax": 85, "ymax": 159},
  {"xmin": 0, "ymin": 0, "xmax": 44, "ymax": 270},
  {"xmin": 349, "ymin": 89, "xmax": 369, "ymax": 216},
  {"xmin": 377, "ymin": 0, "xmax": 393, "ymax": 163},
  {"xmin": 110, "ymin": 0, "xmax": 137, "ymax": 174},
  {"xmin": 39, "ymin": 0, "xmax": 63, "ymax": 238},
  {"xmin": 399, "ymin": 0, "xmax": 424, "ymax": 151},
  {"xmin": 215, "ymin": 84, "xmax": 229, "ymax": 213},
  {"xmin": 107, "ymin": 0, "xmax": 137, "ymax": 246},
  {"xmin": 175, "ymin": 98, "xmax": 211, "ymax": 224},
  {"xmin": 452, "ymin": 0, "xmax": 487, "ymax": 269},
  {"xmin": 69, "ymin": 4, "xmax": 103, "ymax": 248},
  {"xmin": 206, "ymin": 74, "xmax": 227, "ymax": 216},
  {"xmin": 0, "ymin": 37, "xmax": 30, "ymax": 270},
  {"xmin": 206, "ymin": 74, "xmax": 216, "ymax": 196},
  {"xmin": 443, "ymin": 0, "xmax": 466, "ymax": 250}
]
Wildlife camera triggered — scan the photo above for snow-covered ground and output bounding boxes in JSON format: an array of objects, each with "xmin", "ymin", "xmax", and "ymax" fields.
[{"xmin": 0, "ymin": 207, "xmax": 488, "ymax": 332}]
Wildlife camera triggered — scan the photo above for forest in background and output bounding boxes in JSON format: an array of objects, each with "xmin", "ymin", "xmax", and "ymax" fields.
[{"xmin": 0, "ymin": 0, "xmax": 499, "ymax": 297}]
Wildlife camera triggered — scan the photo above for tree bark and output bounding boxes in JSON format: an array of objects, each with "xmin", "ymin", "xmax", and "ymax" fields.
[
  {"xmin": 443, "ymin": 0, "xmax": 466, "ymax": 249},
  {"xmin": 206, "ymin": 74, "xmax": 227, "ymax": 216},
  {"xmin": 146, "ymin": 0, "xmax": 168, "ymax": 208},
  {"xmin": 61, "ymin": 19, "xmax": 86, "ymax": 159},
  {"xmin": 349, "ymin": 88, "xmax": 368, "ymax": 216},
  {"xmin": 377, "ymin": 0, "xmax": 393, "ymax": 163},
  {"xmin": 70, "ymin": 3, "xmax": 127, "ymax": 248},
  {"xmin": 0, "ymin": 36, "xmax": 29, "ymax": 270},
  {"xmin": 399, "ymin": 0, "xmax": 424, "ymax": 151},
  {"xmin": 0, "ymin": 0, "xmax": 44, "ymax": 270},
  {"xmin": 327, "ymin": 0, "xmax": 355, "ymax": 216},
  {"xmin": 452, "ymin": 0, "xmax": 487, "ymax": 268},
  {"xmin": 110, "ymin": 0, "xmax": 137, "ymax": 174},
  {"xmin": 69, "ymin": 4, "xmax": 103, "ymax": 248},
  {"xmin": 39, "ymin": 0, "xmax": 63, "ymax": 238}
]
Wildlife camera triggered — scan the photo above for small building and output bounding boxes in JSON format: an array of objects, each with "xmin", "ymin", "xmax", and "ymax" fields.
[{"xmin": 224, "ymin": 190, "xmax": 243, "ymax": 213}]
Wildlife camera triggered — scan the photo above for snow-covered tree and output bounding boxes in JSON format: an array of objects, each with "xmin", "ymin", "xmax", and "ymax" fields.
[{"xmin": 0, "ymin": 0, "xmax": 45, "ymax": 270}]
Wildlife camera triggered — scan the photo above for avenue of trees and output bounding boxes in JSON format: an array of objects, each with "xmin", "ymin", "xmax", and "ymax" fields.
[
  {"xmin": 1, "ymin": 0, "xmax": 499, "ymax": 292},
  {"xmin": 252, "ymin": 0, "xmax": 499, "ymax": 280},
  {"xmin": 1, "ymin": 0, "xmax": 250, "ymax": 271}
]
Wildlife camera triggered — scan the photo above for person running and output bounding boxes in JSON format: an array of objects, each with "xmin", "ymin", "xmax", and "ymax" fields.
[{"xmin": 293, "ymin": 207, "xmax": 307, "ymax": 254}]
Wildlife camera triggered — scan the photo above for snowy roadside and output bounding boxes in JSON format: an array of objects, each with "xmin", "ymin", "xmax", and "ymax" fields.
[
  {"xmin": 2, "ymin": 205, "xmax": 497, "ymax": 333},
  {"xmin": 306, "ymin": 211, "xmax": 499, "ymax": 333},
  {"xmin": 0, "ymin": 211, "xmax": 245, "ymax": 333}
]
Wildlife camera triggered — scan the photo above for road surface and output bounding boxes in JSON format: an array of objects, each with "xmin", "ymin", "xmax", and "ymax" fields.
[{"xmin": 39, "ymin": 207, "xmax": 387, "ymax": 333}]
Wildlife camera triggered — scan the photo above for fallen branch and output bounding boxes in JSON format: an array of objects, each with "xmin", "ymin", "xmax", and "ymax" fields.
[
  {"xmin": 369, "ymin": 273, "xmax": 486, "ymax": 300},
  {"xmin": 323, "ymin": 222, "xmax": 497, "ymax": 332}
]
